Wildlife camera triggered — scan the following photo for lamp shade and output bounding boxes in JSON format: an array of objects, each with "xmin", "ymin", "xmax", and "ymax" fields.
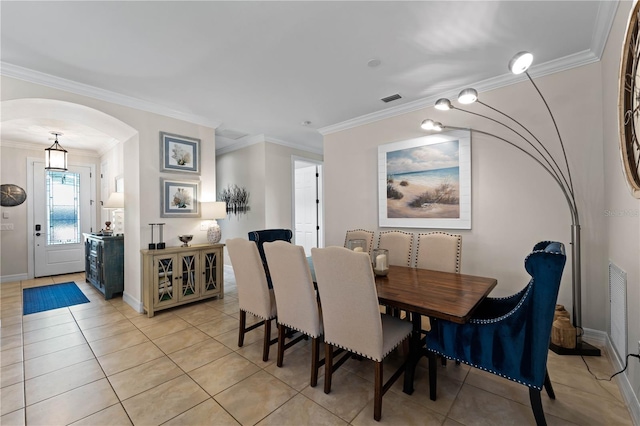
[
  {"xmin": 45, "ymin": 133, "xmax": 68, "ymax": 171},
  {"xmin": 202, "ymin": 201, "xmax": 227, "ymax": 219},
  {"xmin": 104, "ymin": 192, "xmax": 124, "ymax": 209}
]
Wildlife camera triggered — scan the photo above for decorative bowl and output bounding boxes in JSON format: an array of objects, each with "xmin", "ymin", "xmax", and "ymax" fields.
[{"xmin": 178, "ymin": 234, "xmax": 193, "ymax": 247}]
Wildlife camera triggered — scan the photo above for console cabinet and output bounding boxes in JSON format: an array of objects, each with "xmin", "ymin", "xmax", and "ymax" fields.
[
  {"xmin": 84, "ymin": 233, "xmax": 124, "ymax": 299},
  {"xmin": 141, "ymin": 243, "xmax": 224, "ymax": 317}
]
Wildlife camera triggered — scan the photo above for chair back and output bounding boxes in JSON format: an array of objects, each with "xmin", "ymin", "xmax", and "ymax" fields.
[
  {"xmin": 415, "ymin": 232, "xmax": 461, "ymax": 272},
  {"xmin": 377, "ymin": 230, "xmax": 414, "ymax": 267},
  {"xmin": 248, "ymin": 229, "xmax": 293, "ymax": 287},
  {"xmin": 344, "ymin": 229, "xmax": 374, "ymax": 256},
  {"xmin": 226, "ymin": 238, "xmax": 275, "ymax": 319},
  {"xmin": 264, "ymin": 241, "xmax": 321, "ymax": 338},
  {"xmin": 311, "ymin": 246, "xmax": 385, "ymax": 360}
]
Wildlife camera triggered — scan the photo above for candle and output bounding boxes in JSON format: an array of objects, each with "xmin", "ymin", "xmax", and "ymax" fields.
[
  {"xmin": 375, "ymin": 254, "xmax": 387, "ymax": 270},
  {"xmin": 353, "ymin": 246, "xmax": 364, "ymax": 252}
]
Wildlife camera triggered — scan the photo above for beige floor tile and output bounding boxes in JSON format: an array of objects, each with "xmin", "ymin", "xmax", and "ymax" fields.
[
  {"xmin": 71, "ymin": 304, "xmax": 120, "ymax": 321},
  {"xmin": 301, "ymin": 368, "xmax": 374, "ymax": 423},
  {"xmin": 139, "ymin": 316, "xmax": 191, "ymax": 340},
  {"xmin": 263, "ymin": 344, "xmax": 323, "ymax": 391},
  {"xmin": 164, "ymin": 398, "xmax": 239, "ymax": 425},
  {"xmin": 122, "ymin": 374, "xmax": 209, "ymax": 425},
  {"xmin": 196, "ymin": 314, "xmax": 240, "ymax": 338},
  {"xmin": 0, "ymin": 408, "xmax": 25, "ymax": 426},
  {"xmin": 0, "ymin": 334, "xmax": 22, "ymax": 351},
  {"xmin": 22, "ymin": 321, "xmax": 79, "ymax": 345},
  {"xmin": 82, "ymin": 319, "xmax": 136, "ymax": 342},
  {"xmin": 26, "ymin": 378, "xmax": 119, "ymax": 426},
  {"xmin": 1, "ymin": 307, "xmax": 22, "ymax": 318},
  {"xmin": 24, "ymin": 343, "xmax": 94, "ymax": 379},
  {"xmin": 215, "ymin": 370, "xmax": 297, "ymax": 426},
  {"xmin": 69, "ymin": 403, "xmax": 132, "ymax": 426},
  {"xmin": 76, "ymin": 310, "xmax": 128, "ymax": 331},
  {"xmin": 88, "ymin": 329, "xmax": 150, "ymax": 357},
  {"xmin": 108, "ymin": 356, "xmax": 183, "ymax": 400},
  {"xmin": 215, "ymin": 324, "xmax": 263, "ymax": 349},
  {"xmin": 236, "ymin": 336, "xmax": 278, "ymax": 367},
  {"xmin": 97, "ymin": 341, "xmax": 165, "ymax": 376},
  {"xmin": 22, "ymin": 312, "xmax": 74, "ymax": 332},
  {"xmin": 0, "ymin": 382, "xmax": 24, "ymax": 416},
  {"xmin": 351, "ymin": 387, "xmax": 445, "ymax": 425},
  {"xmin": 127, "ymin": 310, "xmax": 176, "ymax": 329},
  {"xmin": 174, "ymin": 306, "xmax": 226, "ymax": 326},
  {"xmin": 169, "ymin": 338, "xmax": 232, "ymax": 372},
  {"xmin": 1, "ymin": 347, "xmax": 23, "ymax": 367},
  {"xmin": 256, "ymin": 393, "xmax": 347, "ymax": 426},
  {"xmin": 189, "ymin": 352, "xmax": 260, "ymax": 396},
  {"xmin": 1, "ymin": 362, "xmax": 24, "ymax": 388},
  {"xmin": 22, "ymin": 306, "xmax": 69, "ymax": 321},
  {"xmin": 23, "ymin": 331, "xmax": 86, "ymax": 360},
  {"xmin": 152, "ymin": 326, "xmax": 210, "ymax": 354},
  {"xmin": 0, "ymin": 315, "xmax": 22, "ymax": 327},
  {"xmin": 20, "ymin": 277, "xmax": 55, "ymax": 289},
  {"xmin": 25, "ymin": 358, "xmax": 105, "ymax": 405},
  {"xmin": 0, "ymin": 323, "xmax": 22, "ymax": 338}
]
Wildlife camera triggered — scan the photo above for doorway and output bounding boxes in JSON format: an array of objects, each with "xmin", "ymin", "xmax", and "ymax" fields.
[
  {"xmin": 293, "ymin": 158, "xmax": 323, "ymax": 256},
  {"xmin": 29, "ymin": 159, "xmax": 95, "ymax": 277}
]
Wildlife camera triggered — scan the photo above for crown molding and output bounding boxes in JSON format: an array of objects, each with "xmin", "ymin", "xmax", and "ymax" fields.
[
  {"xmin": 591, "ymin": 0, "xmax": 620, "ymax": 59},
  {"xmin": 0, "ymin": 62, "xmax": 222, "ymax": 129},
  {"xmin": 216, "ymin": 133, "xmax": 323, "ymax": 156},
  {"xmin": 0, "ymin": 139, "xmax": 99, "ymax": 158}
]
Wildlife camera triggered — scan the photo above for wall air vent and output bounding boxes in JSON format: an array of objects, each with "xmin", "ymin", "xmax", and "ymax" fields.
[{"xmin": 381, "ymin": 94, "xmax": 402, "ymax": 103}]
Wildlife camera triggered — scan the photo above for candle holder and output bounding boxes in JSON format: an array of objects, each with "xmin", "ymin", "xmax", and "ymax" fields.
[
  {"xmin": 347, "ymin": 239, "xmax": 367, "ymax": 253},
  {"xmin": 157, "ymin": 223, "xmax": 166, "ymax": 249},
  {"xmin": 148, "ymin": 223, "xmax": 156, "ymax": 249},
  {"xmin": 372, "ymin": 248, "xmax": 389, "ymax": 276}
]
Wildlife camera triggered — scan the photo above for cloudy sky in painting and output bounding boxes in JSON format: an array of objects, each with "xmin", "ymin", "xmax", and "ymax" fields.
[{"xmin": 386, "ymin": 140, "xmax": 459, "ymax": 174}]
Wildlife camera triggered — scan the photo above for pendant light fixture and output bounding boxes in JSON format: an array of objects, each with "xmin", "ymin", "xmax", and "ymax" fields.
[{"xmin": 45, "ymin": 132, "xmax": 68, "ymax": 171}]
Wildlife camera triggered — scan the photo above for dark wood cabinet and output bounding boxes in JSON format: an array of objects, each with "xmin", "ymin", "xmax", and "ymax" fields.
[{"xmin": 84, "ymin": 233, "xmax": 124, "ymax": 299}]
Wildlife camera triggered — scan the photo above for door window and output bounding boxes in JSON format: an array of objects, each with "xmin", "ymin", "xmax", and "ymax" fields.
[{"xmin": 46, "ymin": 171, "xmax": 81, "ymax": 245}]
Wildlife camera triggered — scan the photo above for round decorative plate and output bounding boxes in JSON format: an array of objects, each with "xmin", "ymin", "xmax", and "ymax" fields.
[
  {"xmin": 619, "ymin": 1, "xmax": 640, "ymax": 198},
  {"xmin": 0, "ymin": 184, "xmax": 27, "ymax": 207}
]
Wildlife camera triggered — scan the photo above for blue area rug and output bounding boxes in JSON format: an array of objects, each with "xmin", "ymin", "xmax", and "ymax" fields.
[{"xmin": 23, "ymin": 282, "xmax": 90, "ymax": 315}]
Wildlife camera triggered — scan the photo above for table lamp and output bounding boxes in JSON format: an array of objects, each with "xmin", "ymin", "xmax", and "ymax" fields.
[
  {"xmin": 103, "ymin": 192, "xmax": 124, "ymax": 235},
  {"xmin": 202, "ymin": 201, "xmax": 227, "ymax": 244}
]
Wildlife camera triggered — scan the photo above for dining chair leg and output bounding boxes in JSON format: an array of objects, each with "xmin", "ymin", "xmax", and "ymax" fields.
[
  {"xmin": 310, "ymin": 337, "xmax": 320, "ymax": 387},
  {"xmin": 238, "ymin": 310, "xmax": 246, "ymax": 347},
  {"xmin": 262, "ymin": 319, "xmax": 272, "ymax": 362},
  {"xmin": 428, "ymin": 351, "xmax": 437, "ymax": 401},
  {"xmin": 374, "ymin": 360, "xmax": 383, "ymax": 421},
  {"xmin": 543, "ymin": 369, "xmax": 555, "ymax": 399},
  {"xmin": 529, "ymin": 388, "xmax": 547, "ymax": 426},
  {"xmin": 276, "ymin": 323, "xmax": 286, "ymax": 367},
  {"xmin": 324, "ymin": 342, "xmax": 334, "ymax": 394}
]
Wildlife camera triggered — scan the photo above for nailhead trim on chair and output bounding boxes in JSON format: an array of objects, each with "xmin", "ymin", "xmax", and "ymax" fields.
[
  {"xmin": 325, "ymin": 330, "xmax": 411, "ymax": 363},
  {"xmin": 470, "ymin": 284, "xmax": 533, "ymax": 324},
  {"xmin": 426, "ymin": 348, "xmax": 543, "ymax": 391},
  {"xmin": 242, "ymin": 309, "xmax": 276, "ymax": 321},
  {"xmin": 377, "ymin": 230, "xmax": 414, "ymax": 267},
  {"xmin": 415, "ymin": 231, "xmax": 461, "ymax": 273},
  {"xmin": 344, "ymin": 229, "xmax": 375, "ymax": 255},
  {"xmin": 278, "ymin": 321, "xmax": 321, "ymax": 339}
]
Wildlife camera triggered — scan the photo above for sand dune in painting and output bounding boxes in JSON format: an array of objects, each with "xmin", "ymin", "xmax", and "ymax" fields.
[{"xmin": 387, "ymin": 177, "xmax": 460, "ymax": 219}]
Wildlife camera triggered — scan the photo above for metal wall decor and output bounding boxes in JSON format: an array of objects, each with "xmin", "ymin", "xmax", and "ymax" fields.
[
  {"xmin": 1, "ymin": 184, "xmax": 27, "ymax": 207},
  {"xmin": 218, "ymin": 184, "xmax": 250, "ymax": 215}
]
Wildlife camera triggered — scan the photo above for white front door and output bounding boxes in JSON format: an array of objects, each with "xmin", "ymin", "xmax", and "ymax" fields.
[
  {"xmin": 32, "ymin": 162, "xmax": 93, "ymax": 277},
  {"xmin": 294, "ymin": 161, "xmax": 321, "ymax": 256}
]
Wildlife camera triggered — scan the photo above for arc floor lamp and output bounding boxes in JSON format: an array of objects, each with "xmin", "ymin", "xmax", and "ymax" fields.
[{"xmin": 421, "ymin": 52, "xmax": 599, "ymax": 356}]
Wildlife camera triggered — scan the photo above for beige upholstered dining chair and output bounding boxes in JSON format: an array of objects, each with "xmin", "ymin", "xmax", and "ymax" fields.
[
  {"xmin": 344, "ymin": 229, "xmax": 375, "ymax": 256},
  {"xmin": 226, "ymin": 238, "xmax": 277, "ymax": 362},
  {"xmin": 377, "ymin": 230, "xmax": 414, "ymax": 267},
  {"xmin": 311, "ymin": 246, "xmax": 412, "ymax": 421},
  {"xmin": 263, "ymin": 241, "xmax": 323, "ymax": 387},
  {"xmin": 415, "ymin": 232, "xmax": 462, "ymax": 272}
]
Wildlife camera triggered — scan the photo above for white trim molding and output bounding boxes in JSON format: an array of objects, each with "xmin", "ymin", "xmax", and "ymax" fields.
[
  {"xmin": 216, "ymin": 133, "xmax": 322, "ymax": 156},
  {"xmin": 0, "ymin": 274, "xmax": 29, "ymax": 284}
]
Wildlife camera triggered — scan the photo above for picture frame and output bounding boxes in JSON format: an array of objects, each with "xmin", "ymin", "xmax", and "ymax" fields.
[
  {"xmin": 160, "ymin": 131, "xmax": 201, "ymax": 174},
  {"xmin": 115, "ymin": 175, "xmax": 124, "ymax": 193},
  {"xmin": 161, "ymin": 178, "xmax": 200, "ymax": 218},
  {"xmin": 378, "ymin": 129, "xmax": 471, "ymax": 229}
]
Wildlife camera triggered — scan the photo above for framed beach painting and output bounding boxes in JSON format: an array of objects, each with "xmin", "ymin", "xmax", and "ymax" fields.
[
  {"xmin": 378, "ymin": 129, "xmax": 471, "ymax": 229},
  {"xmin": 161, "ymin": 178, "xmax": 200, "ymax": 218},
  {"xmin": 160, "ymin": 132, "xmax": 201, "ymax": 174}
]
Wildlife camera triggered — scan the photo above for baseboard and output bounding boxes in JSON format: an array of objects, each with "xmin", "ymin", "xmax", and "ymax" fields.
[
  {"xmin": 0, "ymin": 273, "xmax": 28, "ymax": 284},
  {"xmin": 122, "ymin": 291, "xmax": 143, "ymax": 313},
  {"xmin": 584, "ymin": 328, "xmax": 640, "ymax": 425}
]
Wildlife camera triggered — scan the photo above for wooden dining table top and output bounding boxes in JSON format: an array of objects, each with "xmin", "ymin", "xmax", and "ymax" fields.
[{"xmin": 374, "ymin": 265, "xmax": 498, "ymax": 324}]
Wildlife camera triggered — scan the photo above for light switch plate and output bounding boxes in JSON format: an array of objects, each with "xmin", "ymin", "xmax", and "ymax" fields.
[{"xmin": 0, "ymin": 223, "xmax": 14, "ymax": 231}]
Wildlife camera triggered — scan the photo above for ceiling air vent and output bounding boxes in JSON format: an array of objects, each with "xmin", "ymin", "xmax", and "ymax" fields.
[{"xmin": 381, "ymin": 94, "xmax": 402, "ymax": 103}]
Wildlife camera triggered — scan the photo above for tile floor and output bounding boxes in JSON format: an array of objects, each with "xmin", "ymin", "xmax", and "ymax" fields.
[{"xmin": 0, "ymin": 266, "xmax": 634, "ymax": 425}]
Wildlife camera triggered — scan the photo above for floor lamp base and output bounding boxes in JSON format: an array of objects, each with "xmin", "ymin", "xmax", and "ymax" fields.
[{"xmin": 549, "ymin": 341, "xmax": 601, "ymax": 356}]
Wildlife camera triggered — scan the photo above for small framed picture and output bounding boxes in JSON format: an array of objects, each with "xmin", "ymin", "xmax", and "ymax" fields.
[
  {"xmin": 160, "ymin": 131, "xmax": 200, "ymax": 174},
  {"xmin": 161, "ymin": 178, "xmax": 200, "ymax": 218},
  {"xmin": 115, "ymin": 175, "xmax": 124, "ymax": 193}
]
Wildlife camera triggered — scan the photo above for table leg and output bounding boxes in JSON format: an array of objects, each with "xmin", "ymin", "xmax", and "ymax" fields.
[
  {"xmin": 428, "ymin": 351, "xmax": 437, "ymax": 401},
  {"xmin": 402, "ymin": 312, "xmax": 422, "ymax": 395}
]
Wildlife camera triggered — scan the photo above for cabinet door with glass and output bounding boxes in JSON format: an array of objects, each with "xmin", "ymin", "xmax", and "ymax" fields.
[
  {"xmin": 152, "ymin": 254, "xmax": 178, "ymax": 308},
  {"xmin": 200, "ymin": 247, "xmax": 223, "ymax": 298},
  {"xmin": 177, "ymin": 251, "xmax": 200, "ymax": 302}
]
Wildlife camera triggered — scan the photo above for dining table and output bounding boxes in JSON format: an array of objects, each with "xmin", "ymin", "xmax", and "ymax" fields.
[{"xmin": 373, "ymin": 265, "xmax": 497, "ymax": 397}]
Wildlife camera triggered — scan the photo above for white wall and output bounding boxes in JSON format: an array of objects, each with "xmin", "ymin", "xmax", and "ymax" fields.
[
  {"xmin": 323, "ymin": 63, "xmax": 606, "ymax": 328},
  {"xmin": 1, "ymin": 76, "xmax": 217, "ymax": 312},
  {"xmin": 602, "ymin": 0, "xmax": 640, "ymax": 407}
]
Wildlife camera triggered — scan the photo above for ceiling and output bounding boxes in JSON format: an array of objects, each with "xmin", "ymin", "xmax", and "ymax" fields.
[{"xmin": 0, "ymin": 1, "xmax": 619, "ymax": 155}]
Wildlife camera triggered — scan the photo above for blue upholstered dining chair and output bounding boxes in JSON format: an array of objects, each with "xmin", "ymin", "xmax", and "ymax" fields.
[
  {"xmin": 248, "ymin": 229, "xmax": 293, "ymax": 288},
  {"xmin": 425, "ymin": 241, "xmax": 567, "ymax": 426}
]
